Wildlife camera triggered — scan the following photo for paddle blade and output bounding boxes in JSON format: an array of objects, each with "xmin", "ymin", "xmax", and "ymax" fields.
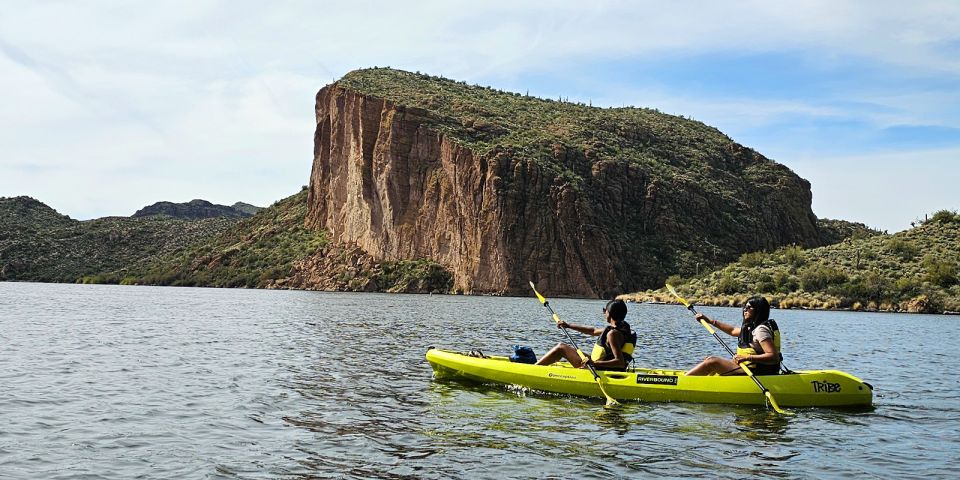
[
  {"xmin": 740, "ymin": 363, "xmax": 793, "ymax": 415},
  {"xmin": 765, "ymin": 391, "xmax": 793, "ymax": 415},
  {"xmin": 529, "ymin": 281, "xmax": 547, "ymax": 304},
  {"xmin": 595, "ymin": 374, "xmax": 620, "ymax": 407},
  {"xmin": 665, "ymin": 283, "xmax": 691, "ymax": 308}
]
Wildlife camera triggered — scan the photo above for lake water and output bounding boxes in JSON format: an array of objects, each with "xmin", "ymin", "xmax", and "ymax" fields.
[{"xmin": 1, "ymin": 283, "xmax": 957, "ymax": 479}]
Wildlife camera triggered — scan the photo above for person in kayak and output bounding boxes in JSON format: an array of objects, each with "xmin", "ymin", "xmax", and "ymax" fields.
[
  {"xmin": 535, "ymin": 299, "xmax": 637, "ymax": 371},
  {"xmin": 686, "ymin": 296, "xmax": 782, "ymax": 376}
]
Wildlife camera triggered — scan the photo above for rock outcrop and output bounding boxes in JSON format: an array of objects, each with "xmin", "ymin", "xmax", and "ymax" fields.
[
  {"xmin": 305, "ymin": 69, "xmax": 825, "ymax": 297},
  {"xmin": 133, "ymin": 199, "xmax": 259, "ymax": 219}
]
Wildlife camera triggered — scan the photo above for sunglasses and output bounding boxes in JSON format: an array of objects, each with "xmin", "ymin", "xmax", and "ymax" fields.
[{"xmin": 742, "ymin": 305, "xmax": 754, "ymax": 311}]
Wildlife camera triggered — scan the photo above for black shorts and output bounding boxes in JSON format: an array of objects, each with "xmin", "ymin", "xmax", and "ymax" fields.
[{"xmin": 749, "ymin": 363, "xmax": 780, "ymax": 376}]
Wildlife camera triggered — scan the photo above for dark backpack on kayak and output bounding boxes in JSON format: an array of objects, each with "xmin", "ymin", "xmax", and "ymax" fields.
[{"xmin": 510, "ymin": 345, "xmax": 537, "ymax": 364}]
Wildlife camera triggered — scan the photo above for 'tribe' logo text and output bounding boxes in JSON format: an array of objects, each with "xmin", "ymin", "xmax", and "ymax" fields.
[{"xmin": 811, "ymin": 380, "xmax": 841, "ymax": 393}]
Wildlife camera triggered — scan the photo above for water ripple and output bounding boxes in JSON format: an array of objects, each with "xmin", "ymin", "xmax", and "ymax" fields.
[{"xmin": 1, "ymin": 283, "xmax": 958, "ymax": 479}]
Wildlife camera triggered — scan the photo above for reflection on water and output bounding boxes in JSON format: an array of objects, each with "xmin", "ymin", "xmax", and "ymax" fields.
[
  {"xmin": 734, "ymin": 409, "xmax": 792, "ymax": 441},
  {"xmin": 594, "ymin": 406, "xmax": 632, "ymax": 436},
  {"xmin": 1, "ymin": 283, "xmax": 958, "ymax": 479}
]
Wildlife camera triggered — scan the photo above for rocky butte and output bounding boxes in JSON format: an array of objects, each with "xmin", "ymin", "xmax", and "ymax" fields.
[{"xmin": 304, "ymin": 68, "xmax": 826, "ymax": 297}]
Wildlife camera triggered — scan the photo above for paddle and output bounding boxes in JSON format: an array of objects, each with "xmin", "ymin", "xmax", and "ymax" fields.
[
  {"xmin": 665, "ymin": 283, "xmax": 791, "ymax": 415},
  {"xmin": 529, "ymin": 281, "xmax": 620, "ymax": 407}
]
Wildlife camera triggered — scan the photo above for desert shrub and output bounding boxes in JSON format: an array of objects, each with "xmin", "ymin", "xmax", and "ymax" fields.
[
  {"xmin": 739, "ymin": 251, "xmax": 767, "ymax": 268},
  {"xmin": 799, "ymin": 266, "xmax": 848, "ymax": 291},
  {"xmin": 755, "ymin": 280, "xmax": 776, "ymax": 293},
  {"xmin": 925, "ymin": 209, "xmax": 960, "ymax": 225},
  {"xmin": 751, "ymin": 272, "xmax": 775, "ymax": 293},
  {"xmin": 885, "ymin": 237, "xmax": 919, "ymax": 261},
  {"xmin": 894, "ymin": 276, "xmax": 922, "ymax": 297},
  {"xmin": 713, "ymin": 274, "xmax": 742, "ymax": 295},
  {"xmin": 922, "ymin": 256, "xmax": 957, "ymax": 287},
  {"xmin": 377, "ymin": 260, "xmax": 453, "ymax": 293},
  {"xmin": 773, "ymin": 271, "xmax": 799, "ymax": 293},
  {"xmin": 779, "ymin": 245, "xmax": 806, "ymax": 268},
  {"xmin": 842, "ymin": 272, "xmax": 892, "ymax": 302},
  {"xmin": 665, "ymin": 274, "xmax": 684, "ymax": 286}
]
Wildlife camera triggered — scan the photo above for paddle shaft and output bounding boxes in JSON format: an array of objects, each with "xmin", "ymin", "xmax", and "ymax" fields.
[
  {"xmin": 529, "ymin": 281, "xmax": 619, "ymax": 406},
  {"xmin": 540, "ymin": 300, "xmax": 603, "ymax": 382}
]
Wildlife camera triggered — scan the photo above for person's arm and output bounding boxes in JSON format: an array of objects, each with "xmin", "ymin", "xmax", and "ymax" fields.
[
  {"xmin": 694, "ymin": 313, "xmax": 741, "ymax": 337},
  {"xmin": 584, "ymin": 330, "xmax": 626, "ymax": 369},
  {"xmin": 557, "ymin": 321, "xmax": 604, "ymax": 336}
]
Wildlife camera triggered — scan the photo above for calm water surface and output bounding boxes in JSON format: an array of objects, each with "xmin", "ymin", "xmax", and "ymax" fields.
[{"xmin": 1, "ymin": 283, "xmax": 957, "ymax": 479}]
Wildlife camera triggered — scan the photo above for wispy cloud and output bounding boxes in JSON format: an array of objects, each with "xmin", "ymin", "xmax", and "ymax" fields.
[{"xmin": 0, "ymin": 1, "xmax": 957, "ymax": 230}]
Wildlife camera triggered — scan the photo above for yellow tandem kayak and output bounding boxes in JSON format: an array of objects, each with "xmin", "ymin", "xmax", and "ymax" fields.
[{"xmin": 426, "ymin": 348, "xmax": 873, "ymax": 408}]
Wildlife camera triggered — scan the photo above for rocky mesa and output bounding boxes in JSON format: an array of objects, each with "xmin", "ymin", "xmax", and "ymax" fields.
[{"xmin": 304, "ymin": 68, "xmax": 826, "ymax": 297}]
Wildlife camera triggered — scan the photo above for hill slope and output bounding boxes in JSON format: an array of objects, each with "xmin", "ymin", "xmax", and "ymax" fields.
[
  {"xmin": 118, "ymin": 189, "xmax": 452, "ymax": 293},
  {"xmin": 0, "ymin": 196, "xmax": 237, "ymax": 282},
  {"xmin": 623, "ymin": 211, "xmax": 960, "ymax": 313}
]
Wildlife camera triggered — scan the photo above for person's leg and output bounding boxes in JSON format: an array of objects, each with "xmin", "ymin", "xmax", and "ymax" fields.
[
  {"xmin": 535, "ymin": 343, "xmax": 583, "ymax": 367},
  {"xmin": 686, "ymin": 355, "xmax": 743, "ymax": 376}
]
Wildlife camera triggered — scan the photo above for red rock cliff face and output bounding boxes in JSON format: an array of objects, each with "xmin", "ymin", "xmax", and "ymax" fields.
[{"xmin": 305, "ymin": 84, "xmax": 821, "ymax": 297}]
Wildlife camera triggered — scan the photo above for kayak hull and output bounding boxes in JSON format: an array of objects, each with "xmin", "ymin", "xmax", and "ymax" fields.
[{"xmin": 426, "ymin": 348, "xmax": 873, "ymax": 407}]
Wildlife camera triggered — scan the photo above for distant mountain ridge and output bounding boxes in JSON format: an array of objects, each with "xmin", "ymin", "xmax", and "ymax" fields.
[
  {"xmin": 0, "ymin": 196, "xmax": 242, "ymax": 282},
  {"xmin": 133, "ymin": 199, "xmax": 262, "ymax": 219}
]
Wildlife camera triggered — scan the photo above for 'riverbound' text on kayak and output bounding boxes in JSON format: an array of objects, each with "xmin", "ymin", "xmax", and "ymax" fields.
[{"xmin": 636, "ymin": 375, "xmax": 678, "ymax": 385}]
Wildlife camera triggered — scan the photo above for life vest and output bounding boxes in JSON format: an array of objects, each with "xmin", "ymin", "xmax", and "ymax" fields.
[
  {"xmin": 590, "ymin": 325, "xmax": 637, "ymax": 368},
  {"xmin": 736, "ymin": 319, "xmax": 782, "ymax": 369}
]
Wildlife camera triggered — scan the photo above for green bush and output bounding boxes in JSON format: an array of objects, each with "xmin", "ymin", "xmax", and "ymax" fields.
[
  {"xmin": 842, "ymin": 272, "xmax": 892, "ymax": 302},
  {"xmin": 885, "ymin": 237, "xmax": 920, "ymax": 261},
  {"xmin": 799, "ymin": 266, "xmax": 848, "ymax": 291},
  {"xmin": 925, "ymin": 209, "xmax": 960, "ymax": 225},
  {"xmin": 713, "ymin": 274, "xmax": 742, "ymax": 295},
  {"xmin": 779, "ymin": 245, "xmax": 806, "ymax": 268},
  {"xmin": 773, "ymin": 271, "xmax": 799, "ymax": 293},
  {"xmin": 923, "ymin": 257, "xmax": 957, "ymax": 287},
  {"xmin": 894, "ymin": 276, "xmax": 922, "ymax": 297},
  {"xmin": 739, "ymin": 251, "xmax": 767, "ymax": 268}
]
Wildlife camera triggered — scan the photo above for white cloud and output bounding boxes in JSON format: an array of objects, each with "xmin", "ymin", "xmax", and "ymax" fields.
[{"xmin": 0, "ymin": 0, "xmax": 958, "ymax": 222}]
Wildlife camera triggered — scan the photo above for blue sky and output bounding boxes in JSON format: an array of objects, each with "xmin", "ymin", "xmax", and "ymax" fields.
[{"xmin": 1, "ymin": 1, "xmax": 958, "ymax": 232}]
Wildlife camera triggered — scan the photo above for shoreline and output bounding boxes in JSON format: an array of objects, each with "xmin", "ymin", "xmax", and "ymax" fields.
[
  {"xmin": 4, "ymin": 279, "xmax": 958, "ymax": 315},
  {"xmin": 618, "ymin": 291, "xmax": 960, "ymax": 315}
]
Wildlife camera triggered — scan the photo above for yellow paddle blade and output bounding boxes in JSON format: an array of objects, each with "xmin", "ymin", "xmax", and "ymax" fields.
[
  {"xmin": 593, "ymin": 370, "xmax": 620, "ymax": 407},
  {"xmin": 740, "ymin": 361, "xmax": 793, "ymax": 415},
  {"xmin": 765, "ymin": 392, "xmax": 792, "ymax": 415},
  {"xmin": 529, "ymin": 281, "xmax": 547, "ymax": 304},
  {"xmin": 665, "ymin": 283, "xmax": 692, "ymax": 308}
]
